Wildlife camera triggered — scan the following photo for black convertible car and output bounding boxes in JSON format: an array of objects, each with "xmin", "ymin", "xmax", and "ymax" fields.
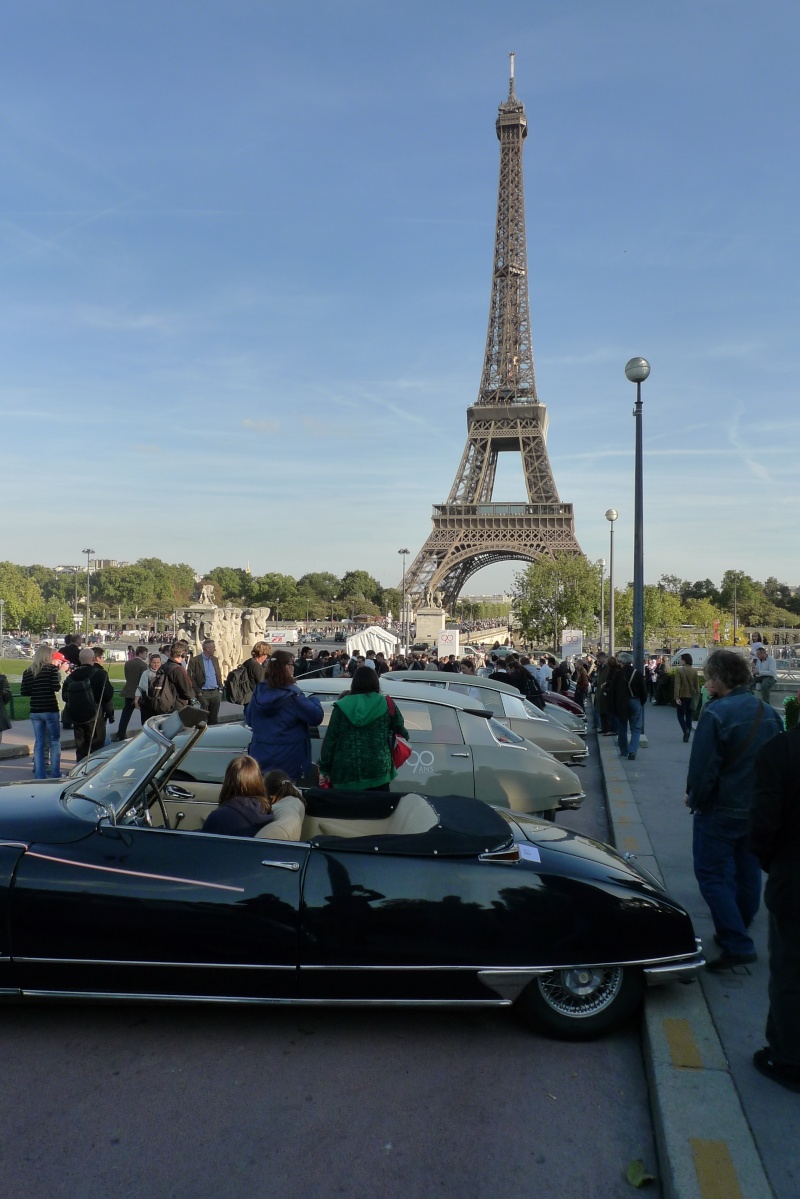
[{"xmin": 0, "ymin": 711, "xmax": 702, "ymax": 1039}]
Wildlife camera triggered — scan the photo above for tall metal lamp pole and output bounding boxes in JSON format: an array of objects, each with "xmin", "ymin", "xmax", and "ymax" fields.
[
  {"xmin": 599, "ymin": 558, "xmax": 606, "ymax": 652},
  {"xmin": 625, "ymin": 357, "xmax": 651, "ymax": 677},
  {"xmin": 82, "ymin": 548, "xmax": 95, "ymax": 637},
  {"xmin": 398, "ymin": 549, "xmax": 409, "ymax": 653},
  {"xmin": 605, "ymin": 511, "xmax": 618, "ymax": 656}
]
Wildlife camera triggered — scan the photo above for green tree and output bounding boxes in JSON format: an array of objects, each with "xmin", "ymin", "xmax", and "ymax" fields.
[
  {"xmin": 338, "ymin": 573, "xmax": 381, "ymax": 609},
  {"xmin": 208, "ymin": 566, "xmax": 252, "ymax": 603},
  {"xmin": 613, "ymin": 585, "xmax": 684, "ymax": 649},
  {"xmin": 249, "ymin": 573, "xmax": 298, "ymax": 610},
  {"xmin": 93, "ymin": 565, "xmax": 157, "ymax": 617},
  {"xmin": 296, "ymin": 572, "xmax": 340, "ymax": 601},
  {"xmin": 682, "ymin": 578, "xmax": 721, "ymax": 604},
  {"xmin": 0, "ymin": 562, "xmax": 47, "ymax": 629},
  {"xmin": 513, "ymin": 554, "xmax": 601, "ymax": 648}
]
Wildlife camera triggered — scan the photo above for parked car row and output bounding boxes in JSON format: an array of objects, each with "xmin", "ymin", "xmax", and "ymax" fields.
[{"xmin": 0, "ymin": 708, "xmax": 703, "ymax": 1038}]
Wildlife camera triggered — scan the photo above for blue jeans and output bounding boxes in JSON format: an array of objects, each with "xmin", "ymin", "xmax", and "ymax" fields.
[
  {"xmin": 31, "ymin": 711, "xmax": 61, "ymax": 779},
  {"xmin": 617, "ymin": 698, "xmax": 643, "ymax": 755},
  {"xmin": 693, "ymin": 811, "xmax": 761, "ymax": 956}
]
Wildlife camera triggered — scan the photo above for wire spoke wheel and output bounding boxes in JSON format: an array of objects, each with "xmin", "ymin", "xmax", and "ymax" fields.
[
  {"xmin": 516, "ymin": 965, "xmax": 643, "ymax": 1040},
  {"xmin": 537, "ymin": 967, "xmax": 623, "ymax": 1017}
]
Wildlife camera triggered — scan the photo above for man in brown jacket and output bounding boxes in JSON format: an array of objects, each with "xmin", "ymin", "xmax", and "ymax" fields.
[
  {"xmin": 674, "ymin": 652, "xmax": 700, "ymax": 743},
  {"xmin": 187, "ymin": 639, "xmax": 223, "ymax": 724}
]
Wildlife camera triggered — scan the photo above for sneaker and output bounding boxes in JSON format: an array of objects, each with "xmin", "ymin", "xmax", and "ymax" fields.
[
  {"xmin": 628, "ymin": 753, "xmax": 636, "ymax": 760},
  {"xmin": 753, "ymin": 1048, "xmax": 800, "ymax": 1093},
  {"xmin": 682, "ymin": 732, "xmax": 690, "ymax": 742},
  {"xmin": 705, "ymin": 951, "xmax": 757, "ymax": 971}
]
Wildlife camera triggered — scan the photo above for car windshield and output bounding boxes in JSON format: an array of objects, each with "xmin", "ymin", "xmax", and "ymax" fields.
[{"xmin": 66, "ymin": 730, "xmax": 176, "ymax": 819}]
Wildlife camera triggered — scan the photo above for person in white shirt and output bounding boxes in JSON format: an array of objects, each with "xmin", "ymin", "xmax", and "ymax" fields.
[
  {"xmin": 538, "ymin": 656, "xmax": 553, "ymax": 689},
  {"xmin": 753, "ymin": 647, "xmax": 777, "ymax": 705}
]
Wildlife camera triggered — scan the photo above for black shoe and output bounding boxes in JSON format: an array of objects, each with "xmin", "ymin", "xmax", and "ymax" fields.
[
  {"xmin": 753, "ymin": 1048, "xmax": 800, "ymax": 1092},
  {"xmin": 705, "ymin": 951, "xmax": 757, "ymax": 971},
  {"xmin": 628, "ymin": 753, "xmax": 636, "ymax": 760},
  {"xmin": 682, "ymin": 732, "xmax": 690, "ymax": 742}
]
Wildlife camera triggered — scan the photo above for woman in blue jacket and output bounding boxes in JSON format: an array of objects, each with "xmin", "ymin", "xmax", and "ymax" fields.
[{"xmin": 245, "ymin": 650, "xmax": 324, "ymax": 783}]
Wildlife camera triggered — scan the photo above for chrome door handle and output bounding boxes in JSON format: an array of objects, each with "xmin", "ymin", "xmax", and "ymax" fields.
[
  {"xmin": 261, "ymin": 860, "xmax": 301, "ymax": 871},
  {"xmin": 450, "ymin": 752, "xmax": 470, "ymax": 757}
]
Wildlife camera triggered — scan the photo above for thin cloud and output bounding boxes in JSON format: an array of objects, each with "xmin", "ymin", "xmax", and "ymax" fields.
[{"xmin": 242, "ymin": 418, "xmax": 281, "ymax": 433}]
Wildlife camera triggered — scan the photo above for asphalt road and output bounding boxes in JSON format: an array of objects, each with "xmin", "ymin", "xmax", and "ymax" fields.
[{"xmin": 0, "ymin": 714, "xmax": 661, "ymax": 1198}]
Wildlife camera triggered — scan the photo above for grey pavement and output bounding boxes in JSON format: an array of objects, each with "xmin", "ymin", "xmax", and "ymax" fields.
[{"xmin": 596, "ymin": 701, "xmax": 799, "ymax": 1199}]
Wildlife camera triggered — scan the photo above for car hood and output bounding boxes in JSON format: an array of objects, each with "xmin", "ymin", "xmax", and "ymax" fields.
[
  {"xmin": 500, "ymin": 810, "xmax": 667, "ymax": 893},
  {"xmin": 0, "ymin": 779, "xmax": 97, "ymax": 845}
]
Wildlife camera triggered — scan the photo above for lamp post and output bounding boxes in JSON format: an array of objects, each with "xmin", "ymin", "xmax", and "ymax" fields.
[
  {"xmin": 0, "ymin": 598, "xmax": 5, "ymax": 649},
  {"xmin": 599, "ymin": 558, "xmax": 606, "ymax": 651},
  {"xmin": 82, "ymin": 548, "xmax": 95, "ymax": 637},
  {"xmin": 274, "ymin": 599, "xmax": 280, "ymax": 629},
  {"xmin": 732, "ymin": 571, "xmax": 741, "ymax": 646},
  {"xmin": 398, "ymin": 548, "xmax": 410, "ymax": 653},
  {"xmin": 625, "ymin": 357, "xmax": 650, "ymax": 677},
  {"xmin": 605, "ymin": 511, "xmax": 618, "ymax": 655}
]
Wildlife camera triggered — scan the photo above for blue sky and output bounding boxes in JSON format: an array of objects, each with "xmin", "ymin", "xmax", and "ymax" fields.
[{"xmin": 2, "ymin": 0, "xmax": 799, "ymax": 595}]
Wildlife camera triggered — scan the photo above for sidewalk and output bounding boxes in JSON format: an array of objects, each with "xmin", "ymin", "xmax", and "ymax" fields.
[{"xmin": 596, "ymin": 703, "xmax": 798, "ymax": 1199}]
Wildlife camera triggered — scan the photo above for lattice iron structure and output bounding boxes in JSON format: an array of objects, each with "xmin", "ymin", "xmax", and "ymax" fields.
[{"xmin": 403, "ymin": 55, "xmax": 582, "ymax": 610}]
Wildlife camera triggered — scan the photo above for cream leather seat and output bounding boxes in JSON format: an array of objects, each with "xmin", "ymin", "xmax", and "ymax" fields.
[
  {"xmin": 311, "ymin": 793, "xmax": 438, "ymax": 840},
  {"xmin": 255, "ymin": 794, "xmax": 305, "ymax": 841}
]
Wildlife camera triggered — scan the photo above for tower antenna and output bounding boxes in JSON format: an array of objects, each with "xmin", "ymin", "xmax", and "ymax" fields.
[{"xmin": 509, "ymin": 51, "xmax": 516, "ymax": 98}]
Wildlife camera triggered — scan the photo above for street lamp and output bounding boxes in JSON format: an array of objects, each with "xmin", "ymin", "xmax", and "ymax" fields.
[
  {"xmin": 599, "ymin": 558, "xmax": 606, "ymax": 652},
  {"xmin": 625, "ymin": 357, "xmax": 650, "ymax": 677},
  {"xmin": 605, "ymin": 511, "xmax": 618, "ymax": 656},
  {"xmin": 82, "ymin": 547, "xmax": 95, "ymax": 636},
  {"xmin": 274, "ymin": 599, "xmax": 280, "ymax": 629},
  {"xmin": 398, "ymin": 548, "xmax": 410, "ymax": 652}
]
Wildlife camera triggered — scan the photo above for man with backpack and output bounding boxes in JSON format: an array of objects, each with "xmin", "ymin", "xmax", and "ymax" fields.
[
  {"xmin": 62, "ymin": 647, "xmax": 116, "ymax": 761},
  {"xmin": 146, "ymin": 640, "xmax": 195, "ymax": 718},
  {"xmin": 224, "ymin": 641, "xmax": 271, "ymax": 706}
]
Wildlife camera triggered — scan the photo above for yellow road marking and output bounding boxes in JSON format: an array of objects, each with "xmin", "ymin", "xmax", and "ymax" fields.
[
  {"xmin": 663, "ymin": 1018, "xmax": 703, "ymax": 1069},
  {"xmin": 690, "ymin": 1139, "xmax": 743, "ymax": 1199},
  {"xmin": 622, "ymin": 836, "xmax": 639, "ymax": 852}
]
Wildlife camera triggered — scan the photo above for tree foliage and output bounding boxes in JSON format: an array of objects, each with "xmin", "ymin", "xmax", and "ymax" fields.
[{"xmin": 513, "ymin": 554, "xmax": 601, "ymax": 647}]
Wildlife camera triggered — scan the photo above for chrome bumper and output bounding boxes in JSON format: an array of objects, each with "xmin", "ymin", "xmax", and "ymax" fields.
[
  {"xmin": 643, "ymin": 947, "xmax": 705, "ymax": 986},
  {"xmin": 558, "ymin": 792, "xmax": 586, "ymax": 810}
]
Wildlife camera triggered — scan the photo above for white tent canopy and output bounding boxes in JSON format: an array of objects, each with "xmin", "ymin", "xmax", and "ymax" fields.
[{"xmin": 346, "ymin": 625, "xmax": 400, "ymax": 658}]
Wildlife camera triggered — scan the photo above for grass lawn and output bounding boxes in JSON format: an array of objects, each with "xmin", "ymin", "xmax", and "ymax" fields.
[{"xmin": 0, "ymin": 658, "xmax": 126, "ymax": 720}]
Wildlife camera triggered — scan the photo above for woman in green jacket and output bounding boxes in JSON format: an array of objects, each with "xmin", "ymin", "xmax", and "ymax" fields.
[{"xmin": 319, "ymin": 667, "xmax": 408, "ymax": 791}]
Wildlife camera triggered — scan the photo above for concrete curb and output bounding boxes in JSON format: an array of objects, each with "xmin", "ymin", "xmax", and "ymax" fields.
[
  {"xmin": 0, "ymin": 736, "xmax": 76, "ymax": 760},
  {"xmin": 596, "ymin": 733, "xmax": 774, "ymax": 1199}
]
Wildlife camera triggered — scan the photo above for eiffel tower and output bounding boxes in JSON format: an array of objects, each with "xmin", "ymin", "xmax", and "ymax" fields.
[{"xmin": 403, "ymin": 55, "xmax": 582, "ymax": 611}]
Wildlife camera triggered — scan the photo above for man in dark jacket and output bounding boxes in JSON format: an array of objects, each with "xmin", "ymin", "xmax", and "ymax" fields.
[
  {"xmin": 118, "ymin": 645, "xmax": 148, "ymax": 740},
  {"xmin": 293, "ymin": 646, "xmax": 314, "ymax": 677},
  {"xmin": 63, "ymin": 647, "xmax": 115, "ymax": 761},
  {"xmin": 60, "ymin": 634, "xmax": 82, "ymax": 668},
  {"xmin": 687, "ymin": 649, "xmax": 782, "ymax": 971},
  {"xmin": 187, "ymin": 639, "xmax": 223, "ymax": 724},
  {"xmin": 609, "ymin": 652, "xmax": 648, "ymax": 759},
  {"xmin": 159, "ymin": 641, "xmax": 196, "ymax": 712},
  {"xmin": 750, "ymin": 727, "xmax": 800, "ymax": 1090}
]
